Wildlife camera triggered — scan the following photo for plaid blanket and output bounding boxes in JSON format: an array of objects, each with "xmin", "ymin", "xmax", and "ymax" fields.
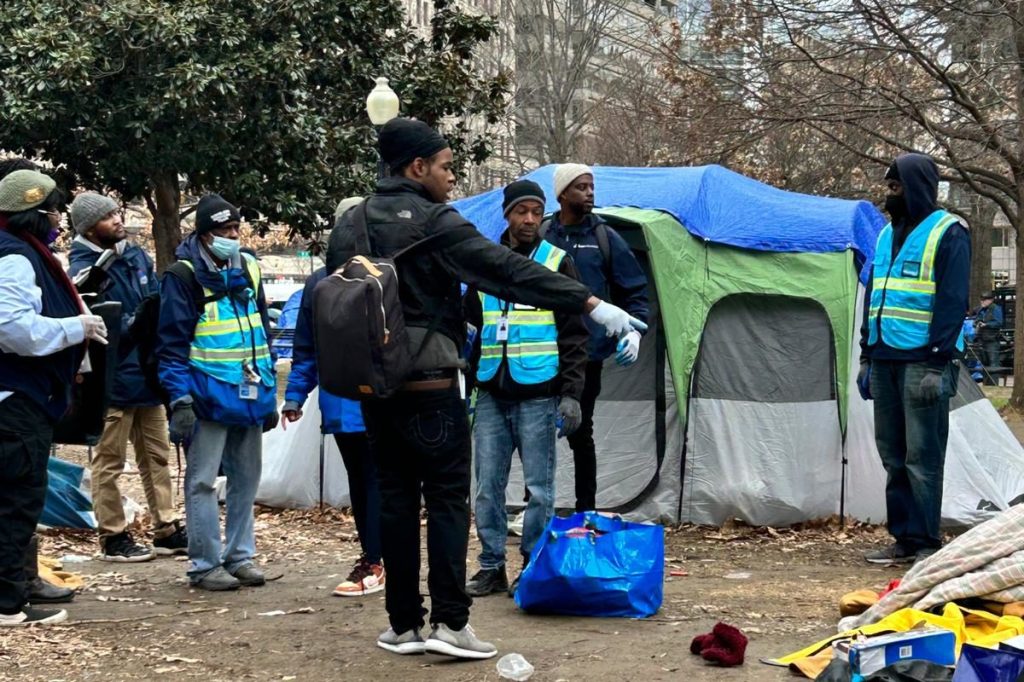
[{"xmin": 848, "ymin": 504, "xmax": 1024, "ymax": 629}]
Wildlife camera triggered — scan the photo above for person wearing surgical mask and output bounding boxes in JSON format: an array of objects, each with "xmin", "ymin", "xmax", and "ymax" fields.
[
  {"xmin": 154, "ymin": 193, "xmax": 278, "ymax": 591},
  {"xmin": 0, "ymin": 169, "xmax": 105, "ymax": 626}
]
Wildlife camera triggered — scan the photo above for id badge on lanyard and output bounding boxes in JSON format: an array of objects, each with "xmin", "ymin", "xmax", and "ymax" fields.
[
  {"xmin": 239, "ymin": 362, "xmax": 259, "ymax": 401},
  {"xmin": 496, "ymin": 316, "xmax": 510, "ymax": 342}
]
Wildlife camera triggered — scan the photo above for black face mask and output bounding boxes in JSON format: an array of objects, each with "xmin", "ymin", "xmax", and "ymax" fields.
[{"xmin": 884, "ymin": 195, "xmax": 907, "ymax": 222}]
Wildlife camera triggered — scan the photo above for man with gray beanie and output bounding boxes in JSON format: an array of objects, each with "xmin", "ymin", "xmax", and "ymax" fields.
[
  {"xmin": 326, "ymin": 119, "xmax": 641, "ymax": 659},
  {"xmin": 68, "ymin": 192, "xmax": 187, "ymax": 563},
  {"xmin": 541, "ymin": 163, "xmax": 649, "ymax": 512}
]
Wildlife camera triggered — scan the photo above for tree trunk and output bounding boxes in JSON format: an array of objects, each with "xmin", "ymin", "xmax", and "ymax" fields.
[
  {"xmin": 967, "ymin": 199, "xmax": 997, "ymax": 305},
  {"xmin": 148, "ymin": 173, "xmax": 182, "ymax": 274}
]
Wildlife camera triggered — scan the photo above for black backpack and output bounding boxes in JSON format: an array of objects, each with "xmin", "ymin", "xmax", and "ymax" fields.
[
  {"xmin": 312, "ymin": 202, "xmax": 453, "ymax": 400},
  {"xmin": 132, "ymin": 260, "xmax": 253, "ymax": 404}
]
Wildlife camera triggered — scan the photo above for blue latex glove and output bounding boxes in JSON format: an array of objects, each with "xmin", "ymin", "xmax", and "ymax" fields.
[
  {"xmin": 857, "ymin": 361, "xmax": 871, "ymax": 401},
  {"xmin": 615, "ymin": 330, "xmax": 641, "ymax": 367}
]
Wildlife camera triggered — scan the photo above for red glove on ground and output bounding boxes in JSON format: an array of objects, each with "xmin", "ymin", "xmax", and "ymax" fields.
[
  {"xmin": 690, "ymin": 633, "xmax": 715, "ymax": 655},
  {"xmin": 700, "ymin": 622, "xmax": 748, "ymax": 667}
]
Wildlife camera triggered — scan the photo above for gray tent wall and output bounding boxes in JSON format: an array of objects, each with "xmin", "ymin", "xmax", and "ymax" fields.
[{"xmin": 503, "ymin": 220, "xmax": 1024, "ymax": 527}]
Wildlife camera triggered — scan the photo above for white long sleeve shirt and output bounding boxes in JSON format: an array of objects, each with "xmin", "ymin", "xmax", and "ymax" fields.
[{"xmin": 0, "ymin": 254, "xmax": 85, "ymax": 402}]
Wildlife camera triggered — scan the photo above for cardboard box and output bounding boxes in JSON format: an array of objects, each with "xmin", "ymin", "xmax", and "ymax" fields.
[{"xmin": 832, "ymin": 629, "xmax": 956, "ymax": 680}]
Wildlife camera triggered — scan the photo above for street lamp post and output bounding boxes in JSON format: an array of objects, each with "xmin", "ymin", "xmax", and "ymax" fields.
[{"xmin": 365, "ymin": 76, "xmax": 400, "ymax": 180}]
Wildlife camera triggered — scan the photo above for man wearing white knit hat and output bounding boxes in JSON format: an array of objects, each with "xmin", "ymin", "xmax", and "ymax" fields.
[{"xmin": 541, "ymin": 163, "xmax": 649, "ymax": 512}]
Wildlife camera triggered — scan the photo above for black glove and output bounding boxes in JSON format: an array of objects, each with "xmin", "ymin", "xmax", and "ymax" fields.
[
  {"xmin": 856, "ymin": 360, "xmax": 871, "ymax": 401},
  {"xmin": 262, "ymin": 410, "xmax": 280, "ymax": 433},
  {"xmin": 917, "ymin": 367, "xmax": 944, "ymax": 404},
  {"xmin": 169, "ymin": 401, "xmax": 196, "ymax": 444},
  {"xmin": 558, "ymin": 396, "xmax": 582, "ymax": 437}
]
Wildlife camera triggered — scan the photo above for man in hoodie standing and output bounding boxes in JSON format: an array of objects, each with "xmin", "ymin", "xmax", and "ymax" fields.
[
  {"xmin": 541, "ymin": 164, "xmax": 649, "ymax": 512},
  {"xmin": 156, "ymin": 195, "xmax": 278, "ymax": 591},
  {"xmin": 858, "ymin": 153, "xmax": 970, "ymax": 565},
  {"xmin": 68, "ymin": 192, "xmax": 187, "ymax": 563}
]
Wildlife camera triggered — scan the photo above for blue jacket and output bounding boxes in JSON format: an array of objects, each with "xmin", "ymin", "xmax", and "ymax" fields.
[
  {"xmin": 156, "ymin": 234, "xmax": 276, "ymax": 425},
  {"xmin": 860, "ymin": 154, "xmax": 971, "ymax": 368},
  {"xmin": 543, "ymin": 213, "xmax": 649, "ymax": 360},
  {"xmin": 283, "ymin": 267, "xmax": 365, "ymax": 434},
  {"xmin": 68, "ymin": 239, "xmax": 161, "ymax": 407}
]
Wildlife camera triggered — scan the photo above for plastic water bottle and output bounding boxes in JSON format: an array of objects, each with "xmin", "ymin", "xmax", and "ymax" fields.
[{"xmin": 496, "ymin": 653, "xmax": 535, "ymax": 681}]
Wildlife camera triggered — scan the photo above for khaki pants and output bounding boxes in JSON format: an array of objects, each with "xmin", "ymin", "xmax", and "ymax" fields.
[{"xmin": 91, "ymin": 406, "xmax": 178, "ymax": 538}]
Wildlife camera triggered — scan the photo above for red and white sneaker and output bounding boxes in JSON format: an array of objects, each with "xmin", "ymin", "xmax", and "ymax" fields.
[{"xmin": 332, "ymin": 557, "xmax": 385, "ymax": 597}]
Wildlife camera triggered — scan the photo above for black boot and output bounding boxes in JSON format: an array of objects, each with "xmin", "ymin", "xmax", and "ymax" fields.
[
  {"xmin": 26, "ymin": 535, "xmax": 75, "ymax": 605},
  {"xmin": 466, "ymin": 566, "xmax": 508, "ymax": 597}
]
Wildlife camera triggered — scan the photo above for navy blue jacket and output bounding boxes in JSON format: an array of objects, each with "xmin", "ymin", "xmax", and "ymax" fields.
[
  {"xmin": 860, "ymin": 154, "xmax": 971, "ymax": 368},
  {"xmin": 543, "ymin": 213, "xmax": 649, "ymax": 360},
  {"xmin": 68, "ymin": 239, "xmax": 160, "ymax": 407},
  {"xmin": 0, "ymin": 230, "xmax": 84, "ymax": 421},
  {"xmin": 283, "ymin": 267, "xmax": 365, "ymax": 433},
  {"xmin": 156, "ymin": 234, "xmax": 276, "ymax": 424}
]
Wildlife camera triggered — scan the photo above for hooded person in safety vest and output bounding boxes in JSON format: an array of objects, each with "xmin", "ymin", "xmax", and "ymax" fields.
[
  {"xmin": 858, "ymin": 153, "xmax": 970, "ymax": 566},
  {"xmin": 156, "ymin": 194, "xmax": 278, "ymax": 592},
  {"xmin": 462, "ymin": 180, "xmax": 589, "ymax": 599}
]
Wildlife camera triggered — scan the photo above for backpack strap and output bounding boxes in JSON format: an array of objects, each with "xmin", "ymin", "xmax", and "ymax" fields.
[
  {"xmin": 594, "ymin": 222, "xmax": 612, "ymax": 277},
  {"xmin": 166, "ymin": 260, "xmax": 223, "ymax": 308}
]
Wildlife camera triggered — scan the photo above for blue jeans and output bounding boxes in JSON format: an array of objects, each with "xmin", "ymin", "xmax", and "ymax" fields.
[
  {"xmin": 185, "ymin": 421, "xmax": 262, "ymax": 580},
  {"xmin": 870, "ymin": 360, "xmax": 954, "ymax": 551},
  {"xmin": 473, "ymin": 392, "xmax": 557, "ymax": 569}
]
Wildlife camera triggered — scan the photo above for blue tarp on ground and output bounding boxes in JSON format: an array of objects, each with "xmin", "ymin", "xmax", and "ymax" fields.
[
  {"xmin": 450, "ymin": 165, "xmax": 886, "ymax": 277},
  {"xmin": 42, "ymin": 457, "xmax": 95, "ymax": 530}
]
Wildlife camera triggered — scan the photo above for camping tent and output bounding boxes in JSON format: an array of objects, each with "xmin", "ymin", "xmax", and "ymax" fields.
[
  {"xmin": 258, "ymin": 164, "xmax": 1024, "ymax": 528},
  {"xmin": 448, "ymin": 165, "xmax": 1024, "ymax": 527}
]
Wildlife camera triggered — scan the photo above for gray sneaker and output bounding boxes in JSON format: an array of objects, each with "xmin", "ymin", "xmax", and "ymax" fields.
[
  {"xmin": 424, "ymin": 623, "xmax": 497, "ymax": 660},
  {"xmin": 190, "ymin": 566, "xmax": 240, "ymax": 591},
  {"xmin": 230, "ymin": 564, "xmax": 266, "ymax": 587},
  {"xmin": 377, "ymin": 626, "xmax": 426, "ymax": 655},
  {"xmin": 864, "ymin": 543, "xmax": 916, "ymax": 565}
]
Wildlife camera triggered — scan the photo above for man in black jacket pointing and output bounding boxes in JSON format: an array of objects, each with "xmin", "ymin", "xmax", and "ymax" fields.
[{"xmin": 326, "ymin": 118, "xmax": 640, "ymax": 659}]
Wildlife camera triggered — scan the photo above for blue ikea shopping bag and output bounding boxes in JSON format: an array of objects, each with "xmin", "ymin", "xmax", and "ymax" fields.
[
  {"xmin": 514, "ymin": 512, "xmax": 664, "ymax": 618},
  {"xmin": 951, "ymin": 644, "xmax": 1024, "ymax": 682}
]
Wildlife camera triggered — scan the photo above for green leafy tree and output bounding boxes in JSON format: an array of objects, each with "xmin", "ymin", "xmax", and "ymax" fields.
[{"xmin": 0, "ymin": 0, "xmax": 508, "ymax": 270}]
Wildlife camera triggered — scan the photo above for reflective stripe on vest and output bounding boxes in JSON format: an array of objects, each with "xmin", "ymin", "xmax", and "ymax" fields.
[
  {"xmin": 186, "ymin": 256, "xmax": 274, "ymax": 386},
  {"xmin": 867, "ymin": 210, "xmax": 965, "ymax": 352},
  {"xmin": 477, "ymin": 241, "xmax": 565, "ymax": 385}
]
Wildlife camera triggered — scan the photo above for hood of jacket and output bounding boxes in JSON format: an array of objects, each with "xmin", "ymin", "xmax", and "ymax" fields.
[{"xmin": 893, "ymin": 153, "xmax": 940, "ymax": 228}]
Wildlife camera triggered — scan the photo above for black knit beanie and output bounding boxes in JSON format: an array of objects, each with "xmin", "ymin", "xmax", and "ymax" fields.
[
  {"xmin": 196, "ymin": 194, "xmax": 241, "ymax": 234},
  {"xmin": 502, "ymin": 180, "xmax": 545, "ymax": 216},
  {"xmin": 379, "ymin": 118, "xmax": 449, "ymax": 170}
]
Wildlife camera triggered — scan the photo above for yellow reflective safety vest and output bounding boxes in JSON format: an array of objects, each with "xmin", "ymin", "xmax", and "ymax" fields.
[
  {"xmin": 477, "ymin": 241, "xmax": 565, "ymax": 385},
  {"xmin": 185, "ymin": 255, "xmax": 274, "ymax": 387},
  {"xmin": 867, "ymin": 210, "xmax": 965, "ymax": 352}
]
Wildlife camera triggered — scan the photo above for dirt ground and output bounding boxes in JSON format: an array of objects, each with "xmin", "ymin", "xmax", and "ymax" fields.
[{"xmin": 3, "ymin": 391, "xmax": 1020, "ymax": 681}]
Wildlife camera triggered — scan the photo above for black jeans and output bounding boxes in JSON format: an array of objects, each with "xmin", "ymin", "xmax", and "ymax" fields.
[
  {"xmin": 363, "ymin": 388, "xmax": 472, "ymax": 633},
  {"xmin": 567, "ymin": 360, "xmax": 604, "ymax": 511},
  {"xmin": 0, "ymin": 394, "xmax": 53, "ymax": 614},
  {"xmin": 333, "ymin": 432, "xmax": 382, "ymax": 565}
]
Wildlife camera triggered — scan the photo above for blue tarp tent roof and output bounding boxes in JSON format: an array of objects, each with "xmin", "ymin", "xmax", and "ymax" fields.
[{"xmin": 451, "ymin": 165, "xmax": 885, "ymax": 273}]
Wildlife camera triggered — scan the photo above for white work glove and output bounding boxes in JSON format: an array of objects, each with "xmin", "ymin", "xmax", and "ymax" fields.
[
  {"xmin": 78, "ymin": 314, "xmax": 108, "ymax": 345},
  {"xmin": 615, "ymin": 330, "xmax": 641, "ymax": 367},
  {"xmin": 589, "ymin": 300, "xmax": 633, "ymax": 338}
]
